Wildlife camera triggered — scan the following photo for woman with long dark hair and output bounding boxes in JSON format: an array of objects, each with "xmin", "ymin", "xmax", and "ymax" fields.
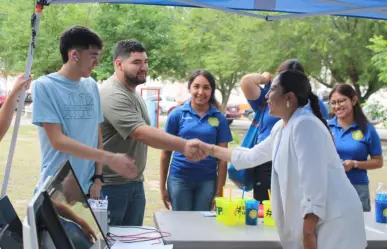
[
  {"xmin": 197, "ymin": 70, "xmax": 366, "ymax": 249},
  {"xmin": 328, "ymin": 84, "xmax": 383, "ymax": 211},
  {"xmin": 159, "ymin": 69, "xmax": 232, "ymax": 211},
  {"xmin": 237, "ymin": 59, "xmax": 329, "ymax": 203}
]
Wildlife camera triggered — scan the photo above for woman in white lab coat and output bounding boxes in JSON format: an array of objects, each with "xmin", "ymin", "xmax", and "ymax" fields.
[{"xmin": 199, "ymin": 70, "xmax": 366, "ymax": 249}]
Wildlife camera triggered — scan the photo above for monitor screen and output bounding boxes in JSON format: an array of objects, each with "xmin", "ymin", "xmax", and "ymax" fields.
[
  {"xmin": 34, "ymin": 191, "xmax": 74, "ymax": 249},
  {"xmin": 45, "ymin": 161, "xmax": 110, "ymax": 249},
  {"xmin": 0, "ymin": 196, "xmax": 23, "ymax": 249}
]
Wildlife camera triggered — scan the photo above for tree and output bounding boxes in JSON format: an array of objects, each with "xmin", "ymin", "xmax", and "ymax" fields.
[
  {"xmin": 259, "ymin": 16, "xmax": 387, "ymax": 103},
  {"xmin": 172, "ymin": 9, "xmax": 266, "ymax": 108},
  {"xmin": 0, "ymin": 0, "xmax": 100, "ymax": 75},
  {"xmin": 92, "ymin": 4, "xmax": 184, "ymax": 81}
]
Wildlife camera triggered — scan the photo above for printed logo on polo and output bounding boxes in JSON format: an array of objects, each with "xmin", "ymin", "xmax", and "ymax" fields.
[
  {"xmin": 208, "ymin": 117, "xmax": 219, "ymax": 127},
  {"xmin": 352, "ymin": 130, "xmax": 364, "ymax": 141},
  {"xmin": 63, "ymin": 93, "xmax": 94, "ymax": 119}
]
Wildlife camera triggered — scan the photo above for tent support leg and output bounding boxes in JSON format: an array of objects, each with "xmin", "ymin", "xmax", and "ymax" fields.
[{"xmin": 1, "ymin": 4, "xmax": 44, "ymax": 198}]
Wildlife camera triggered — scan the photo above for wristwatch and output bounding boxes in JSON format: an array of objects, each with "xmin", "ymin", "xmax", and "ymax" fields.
[
  {"xmin": 353, "ymin": 160, "xmax": 359, "ymax": 169},
  {"xmin": 93, "ymin": 174, "xmax": 105, "ymax": 183}
]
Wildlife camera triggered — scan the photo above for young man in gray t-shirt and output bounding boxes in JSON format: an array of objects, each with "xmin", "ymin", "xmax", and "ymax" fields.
[{"xmin": 99, "ymin": 40, "xmax": 205, "ymax": 226}]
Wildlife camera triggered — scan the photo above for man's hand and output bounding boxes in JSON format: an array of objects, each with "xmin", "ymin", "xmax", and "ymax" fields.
[
  {"xmin": 161, "ymin": 188, "xmax": 171, "ymax": 210},
  {"xmin": 11, "ymin": 74, "xmax": 32, "ymax": 95},
  {"xmin": 89, "ymin": 180, "xmax": 102, "ymax": 200},
  {"xmin": 104, "ymin": 153, "xmax": 138, "ymax": 179},
  {"xmin": 343, "ymin": 160, "xmax": 355, "ymax": 172},
  {"xmin": 183, "ymin": 139, "xmax": 208, "ymax": 161}
]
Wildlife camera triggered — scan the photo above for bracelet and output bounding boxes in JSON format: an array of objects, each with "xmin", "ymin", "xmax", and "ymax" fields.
[{"xmin": 209, "ymin": 144, "xmax": 215, "ymax": 157}]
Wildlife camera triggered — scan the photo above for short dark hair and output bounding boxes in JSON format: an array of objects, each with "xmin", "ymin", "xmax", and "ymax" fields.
[
  {"xmin": 329, "ymin": 84, "xmax": 369, "ymax": 132},
  {"xmin": 113, "ymin": 40, "xmax": 146, "ymax": 61},
  {"xmin": 59, "ymin": 25, "xmax": 103, "ymax": 63}
]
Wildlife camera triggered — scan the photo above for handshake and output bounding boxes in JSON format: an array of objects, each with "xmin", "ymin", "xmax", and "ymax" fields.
[{"xmin": 182, "ymin": 139, "xmax": 214, "ymax": 162}]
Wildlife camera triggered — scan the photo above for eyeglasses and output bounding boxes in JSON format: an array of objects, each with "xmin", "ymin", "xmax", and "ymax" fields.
[{"xmin": 328, "ymin": 98, "xmax": 348, "ymax": 107}]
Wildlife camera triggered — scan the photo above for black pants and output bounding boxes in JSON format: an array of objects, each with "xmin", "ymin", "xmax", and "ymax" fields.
[{"xmin": 248, "ymin": 161, "xmax": 272, "ymax": 202}]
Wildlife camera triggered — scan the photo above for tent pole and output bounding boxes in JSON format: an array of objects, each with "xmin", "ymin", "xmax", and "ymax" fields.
[
  {"xmin": 172, "ymin": 0, "xmax": 268, "ymax": 20},
  {"xmin": 1, "ymin": 3, "xmax": 44, "ymax": 198}
]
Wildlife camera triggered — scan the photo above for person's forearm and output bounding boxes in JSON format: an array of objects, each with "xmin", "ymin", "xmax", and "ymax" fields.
[
  {"xmin": 53, "ymin": 200, "xmax": 84, "ymax": 224},
  {"xmin": 95, "ymin": 127, "xmax": 104, "ymax": 175},
  {"xmin": 160, "ymin": 151, "xmax": 172, "ymax": 190},
  {"xmin": 132, "ymin": 125, "xmax": 186, "ymax": 152},
  {"xmin": 357, "ymin": 158, "xmax": 383, "ymax": 170},
  {"xmin": 0, "ymin": 92, "xmax": 18, "ymax": 141},
  {"xmin": 206, "ymin": 144, "xmax": 233, "ymax": 162},
  {"xmin": 48, "ymin": 130, "xmax": 113, "ymax": 165},
  {"xmin": 240, "ymin": 74, "xmax": 264, "ymax": 101},
  {"xmin": 303, "ymin": 213, "xmax": 319, "ymax": 235},
  {"xmin": 216, "ymin": 161, "xmax": 227, "ymax": 195}
]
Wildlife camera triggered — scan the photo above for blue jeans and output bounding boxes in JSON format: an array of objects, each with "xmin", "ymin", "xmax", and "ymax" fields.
[
  {"xmin": 353, "ymin": 184, "xmax": 371, "ymax": 212},
  {"xmin": 101, "ymin": 182, "xmax": 146, "ymax": 226},
  {"xmin": 60, "ymin": 218, "xmax": 92, "ymax": 249},
  {"xmin": 167, "ymin": 175, "xmax": 216, "ymax": 211}
]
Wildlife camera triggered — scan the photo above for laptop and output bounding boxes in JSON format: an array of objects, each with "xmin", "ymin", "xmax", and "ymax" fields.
[
  {"xmin": 46, "ymin": 161, "xmax": 111, "ymax": 249},
  {"xmin": 0, "ymin": 196, "xmax": 23, "ymax": 249}
]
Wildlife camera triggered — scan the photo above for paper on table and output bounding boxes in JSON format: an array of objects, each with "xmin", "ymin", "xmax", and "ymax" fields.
[
  {"xmin": 111, "ymin": 241, "xmax": 173, "ymax": 249},
  {"xmin": 200, "ymin": 211, "xmax": 216, "ymax": 217}
]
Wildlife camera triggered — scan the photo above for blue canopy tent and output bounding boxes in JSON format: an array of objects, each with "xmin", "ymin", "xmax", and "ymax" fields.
[{"xmin": 2, "ymin": 0, "xmax": 387, "ymax": 196}]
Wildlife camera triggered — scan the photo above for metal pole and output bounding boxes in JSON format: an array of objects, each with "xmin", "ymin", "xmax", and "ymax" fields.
[{"xmin": 1, "ymin": 4, "xmax": 44, "ymax": 198}]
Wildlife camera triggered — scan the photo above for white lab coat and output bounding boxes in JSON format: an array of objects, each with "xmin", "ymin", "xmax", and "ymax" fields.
[{"xmin": 232, "ymin": 108, "xmax": 367, "ymax": 249}]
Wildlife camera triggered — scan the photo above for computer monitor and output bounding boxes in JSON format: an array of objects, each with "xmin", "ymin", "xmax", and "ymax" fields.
[
  {"xmin": 23, "ymin": 177, "xmax": 74, "ymax": 249},
  {"xmin": 0, "ymin": 196, "xmax": 23, "ymax": 249},
  {"xmin": 26, "ymin": 161, "xmax": 110, "ymax": 249}
]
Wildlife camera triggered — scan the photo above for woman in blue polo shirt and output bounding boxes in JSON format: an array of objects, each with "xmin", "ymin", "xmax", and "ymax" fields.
[
  {"xmin": 328, "ymin": 84, "xmax": 383, "ymax": 211},
  {"xmin": 160, "ymin": 70, "xmax": 233, "ymax": 211}
]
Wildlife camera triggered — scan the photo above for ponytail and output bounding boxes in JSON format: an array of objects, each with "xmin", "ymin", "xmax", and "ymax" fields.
[{"xmin": 308, "ymin": 92, "xmax": 330, "ymax": 132}]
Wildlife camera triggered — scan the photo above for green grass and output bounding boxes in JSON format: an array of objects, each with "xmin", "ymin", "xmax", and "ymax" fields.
[{"xmin": 0, "ymin": 125, "xmax": 386, "ymax": 226}]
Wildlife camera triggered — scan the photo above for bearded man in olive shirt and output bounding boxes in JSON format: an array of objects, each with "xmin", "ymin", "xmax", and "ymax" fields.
[{"xmin": 99, "ymin": 40, "xmax": 204, "ymax": 226}]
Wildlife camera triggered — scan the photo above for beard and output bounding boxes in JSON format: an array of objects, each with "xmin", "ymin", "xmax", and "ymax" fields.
[{"xmin": 123, "ymin": 70, "xmax": 147, "ymax": 86}]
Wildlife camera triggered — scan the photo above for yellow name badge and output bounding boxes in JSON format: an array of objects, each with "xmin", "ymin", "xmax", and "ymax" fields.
[
  {"xmin": 208, "ymin": 117, "xmax": 219, "ymax": 127},
  {"xmin": 352, "ymin": 130, "xmax": 364, "ymax": 141}
]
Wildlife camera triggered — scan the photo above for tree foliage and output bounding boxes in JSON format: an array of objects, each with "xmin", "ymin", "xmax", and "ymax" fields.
[{"xmin": 1, "ymin": 1, "xmax": 387, "ymax": 104}]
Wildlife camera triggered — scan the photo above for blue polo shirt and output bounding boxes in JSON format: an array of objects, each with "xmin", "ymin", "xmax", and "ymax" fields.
[
  {"xmin": 165, "ymin": 101, "xmax": 233, "ymax": 181},
  {"xmin": 328, "ymin": 116, "xmax": 382, "ymax": 185}
]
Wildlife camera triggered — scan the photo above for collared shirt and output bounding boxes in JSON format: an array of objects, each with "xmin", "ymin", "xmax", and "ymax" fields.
[
  {"xmin": 165, "ymin": 101, "xmax": 233, "ymax": 180},
  {"xmin": 328, "ymin": 116, "xmax": 382, "ymax": 185}
]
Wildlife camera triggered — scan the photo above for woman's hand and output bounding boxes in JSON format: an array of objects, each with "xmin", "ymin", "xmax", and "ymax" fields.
[{"xmin": 161, "ymin": 188, "xmax": 171, "ymax": 210}]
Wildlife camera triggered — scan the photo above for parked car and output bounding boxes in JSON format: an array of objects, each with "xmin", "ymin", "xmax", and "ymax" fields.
[
  {"xmin": 145, "ymin": 95, "xmax": 179, "ymax": 114},
  {"xmin": 225, "ymin": 104, "xmax": 241, "ymax": 125}
]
